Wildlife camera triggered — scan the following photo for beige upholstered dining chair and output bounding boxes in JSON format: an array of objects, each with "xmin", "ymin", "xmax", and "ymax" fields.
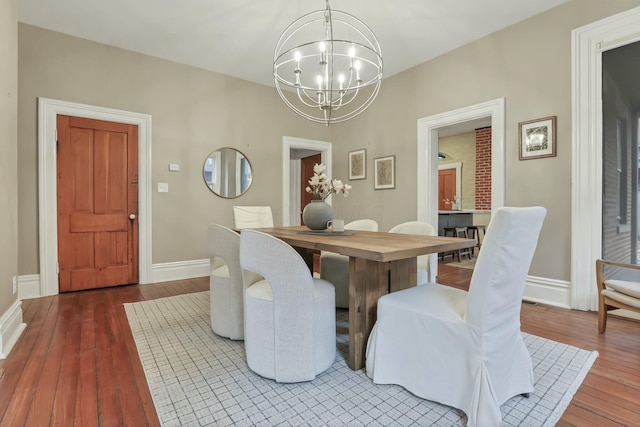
[
  {"xmin": 240, "ymin": 230, "xmax": 336, "ymax": 383},
  {"xmin": 232, "ymin": 205, "xmax": 274, "ymax": 229},
  {"xmin": 388, "ymin": 221, "xmax": 436, "ymax": 285},
  {"xmin": 595, "ymin": 259, "xmax": 640, "ymax": 333},
  {"xmin": 366, "ymin": 207, "xmax": 546, "ymax": 427},
  {"xmin": 320, "ymin": 219, "xmax": 379, "ymax": 308},
  {"xmin": 208, "ymin": 224, "xmax": 244, "ymax": 340}
]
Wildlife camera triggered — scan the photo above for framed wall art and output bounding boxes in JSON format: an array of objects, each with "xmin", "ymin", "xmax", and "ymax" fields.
[
  {"xmin": 518, "ymin": 116, "xmax": 557, "ymax": 160},
  {"xmin": 348, "ymin": 149, "xmax": 366, "ymax": 180},
  {"xmin": 374, "ymin": 155, "xmax": 395, "ymax": 190}
]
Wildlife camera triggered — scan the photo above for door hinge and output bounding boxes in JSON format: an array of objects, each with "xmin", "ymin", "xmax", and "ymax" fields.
[{"xmin": 56, "ymin": 262, "xmax": 59, "ymax": 274}]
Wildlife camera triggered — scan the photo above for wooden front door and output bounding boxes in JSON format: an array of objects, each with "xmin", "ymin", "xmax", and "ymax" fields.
[
  {"xmin": 438, "ymin": 169, "xmax": 456, "ymax": 210},
  {"xmin": 56, "ymin": 115, "xmax": 139, "ymax": 292},
  {"xmin": 300, "ymin": 153, "xmax": 322, "ymax": 225}
]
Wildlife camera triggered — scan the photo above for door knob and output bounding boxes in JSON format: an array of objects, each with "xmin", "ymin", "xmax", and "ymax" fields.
[{"xmin": 129, "ymin": 214, "xmax": 136, "ymax": 220}]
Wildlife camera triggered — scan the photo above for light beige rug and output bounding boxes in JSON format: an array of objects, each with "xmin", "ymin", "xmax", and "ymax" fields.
[{"xmin": 125, "ymin": 291, "xmax": 598, "ymax": 426}]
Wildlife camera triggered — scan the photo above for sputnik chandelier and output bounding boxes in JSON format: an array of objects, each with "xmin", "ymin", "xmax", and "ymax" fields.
[{"xmin": 273, "ymin": 0, "xmax": 383, "ymax": 126}]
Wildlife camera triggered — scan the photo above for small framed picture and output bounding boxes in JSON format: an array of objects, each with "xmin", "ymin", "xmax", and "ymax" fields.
[
  {"xmin": 518, "ymin": 116, "xmax": 557, "ymax": 160},
  {"xmin": 374, "ymin": 155, "xmax": 395, "ymax": 190},
  {"xmin": 348, "ymin": 149, "xmax": 366, "ymax": 180}
]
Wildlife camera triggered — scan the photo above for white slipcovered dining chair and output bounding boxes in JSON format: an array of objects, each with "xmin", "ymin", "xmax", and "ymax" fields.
[
  {"xmin": 366, "ymin": 207, "xmax": 546, "ymax": 427},
  {"xmin": 320, "ymin": 219, "xmax": 379, "ymax": 308},
  {"xmin": 208, "ymin": 224, "xmax": 244, "ymax": 340},
  {"xmin": 388, "ymin": 221, "xmax": 436, "ymax": 285},
  {"xmin": 232, "ymin": 205, "xmax": 274, "ymax": 229},
  {"xmin": 240, "ymin": 230, "xmax": 336, "ymax": 382}
]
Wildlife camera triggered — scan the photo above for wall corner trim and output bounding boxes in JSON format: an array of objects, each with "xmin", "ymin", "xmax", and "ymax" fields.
[{"xmin": 0, "ymin": 299, "xmax": 26, "ymax": 359}]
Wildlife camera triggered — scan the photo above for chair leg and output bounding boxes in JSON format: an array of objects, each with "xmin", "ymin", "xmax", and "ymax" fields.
[
  {"xmin": 467, "ymin": 227, "xmax": 476, "ymax": 258},
  {"xmin": 598, "ymin": 300, "xmax": 608, "ymax": 333}
]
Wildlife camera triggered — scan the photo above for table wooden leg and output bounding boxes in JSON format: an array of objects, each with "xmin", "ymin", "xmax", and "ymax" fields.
[
  {"xmin": 347, "ymin": 257, "xmax": 418, "ymax": 371},
  {"xmin": 389, "ymin": 258, "xmax": 417, "ymax": 293},
  {"xmin": 295, "ymin": 247, "xmax": 314, "ymax": 273},
  {"xmin": 348, "ymin": 258, "xmax": 387, "ymax": 370}
]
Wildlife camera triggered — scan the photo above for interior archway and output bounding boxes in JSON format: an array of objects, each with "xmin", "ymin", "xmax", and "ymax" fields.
[{"xmin": 417, "ymin": 97, "xmax": 506, "ymax": 281}]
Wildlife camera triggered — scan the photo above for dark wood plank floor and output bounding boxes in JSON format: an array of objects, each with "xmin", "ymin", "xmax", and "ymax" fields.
[{"xmin": 0, "ymin": 264, "xmax": 638, "ymax": 426}]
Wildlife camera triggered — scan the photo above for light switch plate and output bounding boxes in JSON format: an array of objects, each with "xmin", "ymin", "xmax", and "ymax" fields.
[
  {"xmin": 169, "ymin": 163, "xmax": 180, "ymax": 171},
  {"xmin": 158, "ymin": 182, "xmax": 169, "ymax": 193}
]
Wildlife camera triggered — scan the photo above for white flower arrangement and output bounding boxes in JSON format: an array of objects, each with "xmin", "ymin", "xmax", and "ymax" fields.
[
  {"xmin": 443, "ymin": 195, "xmax": 461, "ymax": 209},
  {"xmin": 305, "ymin": 163, "xmax": 352, "ymax": 201}
]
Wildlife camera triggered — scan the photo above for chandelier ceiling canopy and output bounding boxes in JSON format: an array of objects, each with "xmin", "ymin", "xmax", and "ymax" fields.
[{"xmin": 273, "ymin": 0, "xmax": 383, "ymax": 126}]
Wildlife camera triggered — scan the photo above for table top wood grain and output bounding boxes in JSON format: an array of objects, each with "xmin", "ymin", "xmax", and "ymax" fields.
[{"xmin": 250, "ymin": 226, "xmax": 475, "ymax": 262}]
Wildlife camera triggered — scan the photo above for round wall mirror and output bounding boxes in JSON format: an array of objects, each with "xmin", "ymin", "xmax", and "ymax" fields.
[{"xmin": 203, "ymin": 148, "xmax": 253, "ymax": 198}]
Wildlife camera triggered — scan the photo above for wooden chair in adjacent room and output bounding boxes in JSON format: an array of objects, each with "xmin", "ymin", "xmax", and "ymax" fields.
[
  {"xmin": 595, "ymin": 259, "xmax": 640, "ymax": 333},
  {"xmin": 466, "ymin": 225, "xmax": 486, "ymax": 257},
  {"xmin": 441, "ymin": 226, "xmax": 473, "ymax": 263}
]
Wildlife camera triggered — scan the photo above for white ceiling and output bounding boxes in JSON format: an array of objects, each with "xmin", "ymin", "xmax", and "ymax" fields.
[{"xmin": 18, "ymin": 0, "xmax": 569, "ymax": 88}]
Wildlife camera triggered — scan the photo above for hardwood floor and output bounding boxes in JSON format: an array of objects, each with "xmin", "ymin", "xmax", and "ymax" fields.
[{"xmin": 0, "ymin": 265, "xmax": 639, "ymax": 426}]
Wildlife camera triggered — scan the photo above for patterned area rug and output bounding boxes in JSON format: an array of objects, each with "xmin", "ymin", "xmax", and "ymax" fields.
[{"xmin": 124, "ymin": 292, "xmax": 597, "ymax": 427}]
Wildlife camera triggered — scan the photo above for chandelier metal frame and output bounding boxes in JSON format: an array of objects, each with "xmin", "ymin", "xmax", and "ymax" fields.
[{"xmin": 273, "ymin": 0, "xmax": 383, "ymax": 126}]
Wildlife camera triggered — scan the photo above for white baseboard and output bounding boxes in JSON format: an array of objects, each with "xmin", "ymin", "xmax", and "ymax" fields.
[
  {"xmin": 523, "ymin": 275, "xmax": 572, "ymax": 309},
  {"xmin": 151, "ymin": 259, "xmax": 209, "ymax": 283},
  {"xmin": 16, "ymin": 263, "xmax": 571, "ymax": 310},
  {"xmin": 18, "ymin": 274, "xmax": 41, "ymax": 301},
  {"xmin": 17, "ymin": 260, "xmax": 210, "ymax": 299},
  {"xmin": 0, "ymin": 299, "xmax": 26, "ymax": 359}
]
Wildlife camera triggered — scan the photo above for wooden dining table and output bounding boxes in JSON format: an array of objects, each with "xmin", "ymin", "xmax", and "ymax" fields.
[{"xmin": 254, "ymin": 226, "xmax": 476, "ymax": 371}]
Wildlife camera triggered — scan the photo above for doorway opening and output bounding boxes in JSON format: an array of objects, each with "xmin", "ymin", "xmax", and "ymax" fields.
[
  {"xmin": 417, "ymin": 97, "xmax": 506, "ymax": 281},
  {"xmin": 281, "ymin": 136, "xmax": 332, "ymax": 226},
  {"xmin": 571, "ymin": 6, "xmax": 640, "ymax": 310},
  {"xmin": 601, "ymin": 42, "xmax": 640, "ymax": 270}
]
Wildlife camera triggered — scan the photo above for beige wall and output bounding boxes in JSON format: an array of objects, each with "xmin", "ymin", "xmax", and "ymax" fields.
[
  {"xmin": 0, "ymin": 0, "xmax": 18, "ymax": 315},
  {"xmin": 15, "ymin": 1, "xmax": 640, "ymax": 286},
  {"xmin": 331, "ymin": 0, "xmax": 640, "ymax": 281},
  {"xmin": 18, "ymin": 24, "xmax": 329, "ymax": 272}
]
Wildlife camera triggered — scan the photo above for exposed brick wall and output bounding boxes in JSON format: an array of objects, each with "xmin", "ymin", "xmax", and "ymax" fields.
[{"xmin": 475, "ymin": 127, "xmax": 492, "ymax": 210}]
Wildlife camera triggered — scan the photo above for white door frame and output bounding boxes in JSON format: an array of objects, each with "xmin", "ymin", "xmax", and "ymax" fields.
[
  {"xmin": 571, "ymin": 6, "xmax": 640, "ymax": 310},
  {"xmin": 282, "ymin": 136, "xmax": 332, "ymax": 226},
  {"xmin": 38, "ymin": 98, "xmax": 152, "ymax": 296},
  {"xmin": 417, "ymin": 98, "xmax": 506, "ymax": 281}
]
